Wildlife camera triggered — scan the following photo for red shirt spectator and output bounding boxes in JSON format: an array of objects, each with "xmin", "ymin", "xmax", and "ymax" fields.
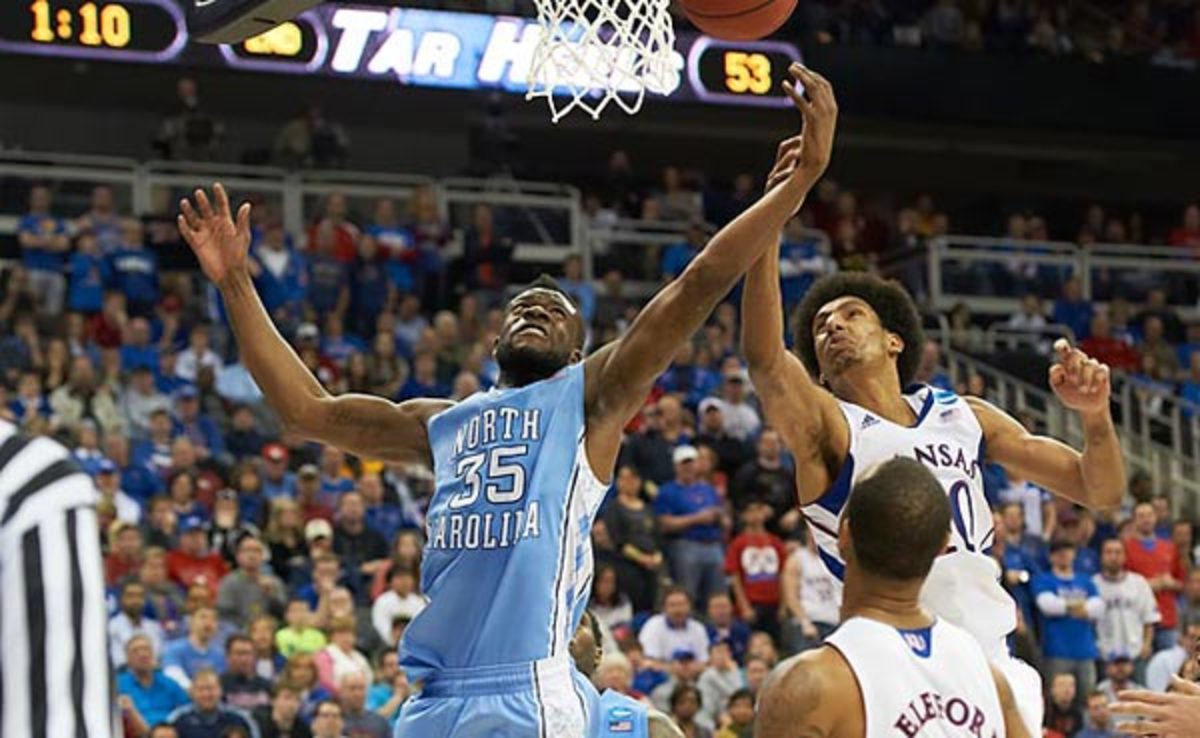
[
  {"xmin": 1079, "ymin": 313, "xmax": 1140, "ymax": 373},
  {"xmin": 725, "ymin": 501, "xmax": 788, "ymax": 616},
  {"xmin": 1125, "ymin": 503, "xmax": 1185, "ymax": 629},
  {"xmin": 1168, "ymin": 204, "xmax": 1200, "ymax": 258},
  {"xmin": 306, "ymin": 192, "xmax": 361, "ymax": 263},
  {"xmin": 167, "ymin": 515, "xmax": 229, "ymax": 599}
]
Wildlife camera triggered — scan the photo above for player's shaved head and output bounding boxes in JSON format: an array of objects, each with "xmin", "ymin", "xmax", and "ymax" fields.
[{"xmin": 842, "ymin": 457, "xmax": 950, "ymax": 581}]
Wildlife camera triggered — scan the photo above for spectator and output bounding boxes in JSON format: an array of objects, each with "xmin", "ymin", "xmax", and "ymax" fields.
[
  {"xmin": 314, "ymin": 616, "xmax": 373, "ymax": 696},
  {"xmin": 280, "ymin": 653, "xmax": 332, "ymax": 717},
  {"xmin": 360, "ymin": 472, "xmax": 405, "ymax": 544},
  {"xmin": 118, "ymin": 634, "xmax": 192, "ymax": 727},
  {"xmin": 249, "ymin": 614, "xmax": 286, "ymax": 681},
  {"xmin": 639, "ymin": 587, "xmax": 711, "ymax": 671},
  {"xmin": 338, "ymin": 671, "xmax": 391, "ymax": 738},
  {"xmin": 1005, "ymin": 293, "xmax": 1049, "ymax": 336},
  {"xmin": 51, "ymin": 354, "xmax": 124, "ymax": 437},
  {"xmin": 264, "ymin": 500, "xmax": 308, "ymax": 594},
  {"xmin": 176, "ymin": 325, "xmax": 222, "ymax": 383},
  {"xmin": 712, "ymin": 365, "xmax": 760, "ymax": 442},
  {"xmin": 309, "ymin": 700, "xmax": 346, "ymax": 738},
  {"xmin": 1136, "ymin": 288, "xmax": 1186, "ymax": 345},
  {"xmin": 76, "ymin": 184, "xmax": 125, "ymax": 252},
  {"xmin": 366, "ymin": 198, "xmax": 416, "ymax": 289},
  {"xmin": 697, "ymin": 640, "xmax": 743, "ymax": 730},
  {"xmin": 332, "ymin": 491, "xmax": 390, "ymax": 604},
  {"xmin": 913, "ymin": 339, "xmax": 953, "ymax": 391},
  {"xmin": 729, "ymin": 428, "xmax": 799, "ymax": 537},
  {"xmin": 167, "ymin": 515, "xmax": 229, "ymax": 599},
  {"xmin": 589, "ymin": 562, "xmax": 634, "ymax": 633},
  {"xmin": 1044, "ymin": 672, "xmax": 1083, "ymax": 736},
  {"xmin": 153, "ymin": 77, "xmax": 224, "ymax": 160},
  {"xmin": 7, "ymin": 370, "xmax": 50, "ymax": 425},
  {"xmin": 1093, "ymin": 538, "xmax": 1159, "ymax": 673},
  {"xmin": 218, "ymin": 533, "xmax": 287, "ymax": 628},
  {"xmin": 106, "ymin": 516, "xmax": 145, "ymax": 583},
  {"xmin": 620, "ymin": 395, "xmax": 692, "ymax": 487},
  {"xmin": 368, "ymin": 656, "xmax": 410, "ymax": 722},
  {"xmin": 725, "ymin": 499, "xmax": 786, "ymax": 641},
  {"xmin": 274, "ymin": 104, "xmax": 350, "ymax": 169},
  {"xmin": 17, "ymin": 184, "xmax": 71, "ymax": 316},
  {"xmin": 461, "ymin": 203, "xmax": 514, "ymax": 300},
  {"xmin": 694, "ymin": 398, "xmax": 752, "ymax": 478},
  {"xmin": 715, "ymin": 688, "xmax": 755, "ymax": 738},
  {"xmin": 348, "ymin": 236, "xmax": 394, "ymax": 339},
  {"xmin": 306, "ymin": 240, "xmax": 351, "ymax": 322},
  {"xmin": 1124, "ymin": 501, "xmax": 1185, "ymax": 651},
  {"xmin": 367, "ymin": 333, "xmax": 409, "ymax": 398},
  {"xmin": 1035, "ymin": 539, "xmax": 1105, "ymax": 702},
  {"xmin": 705, "ymin": 593, "xmax": 752, "ymax": 666},
  {"xmin": 276, "ymin": 598, "xmax": 328, "ymax": 658},
  {"xmin": 1000, "ymin": 502, "xmax": 1050, "ymax": 573},
  {"xmin": 1169, "ymin": 203, "xmax": 1200, "ymax": 254},
  {"xmin": 780, "ymin": 530, "xmax": 841, "ymax": 654},
  {"xmin": 1146, "ymin": 609, "xmax": 1200, "ymax": 692},
  {"xmin": 1139, "ymin": 315, "xmax": 1182, "ymax": 380},
  {"xmin": 297, "ymin": 466, "xmax": 335, "ymax": 523},
  {"xmin": 661, "ymin": 222, "xmax": 707, "ymax": 280},
  {"xmin": 162, "ymin": 605, "xmax": 226, "ymax": 688},
  {"xmin": 997, "ymin": 472, "xmax": 1055, "ymax": 541},
  {"xmin": 252, "ymin": 222, "xmax": 308, "ymax": 324},
  {"xmin": 604, "ymin": 465, "xmax": 662, "ymax": 613},
  {"xmin": 1077, "ymin": 690, "xmax": 1119, "ymax": 738},
  {"xmin": 318, "ymin": 445, "xmax": 354, "ymax": 501},
  {"xmin": 779, "ymin": 218, "xmax": 834, "ymax": 312},
  {"xmin": 222, "ymin": 634, "xmax": 275, "ymax": 713},
  {"xmin": 668, "ymin": 684, "xmax": 712, "ymax": 738},
  {"xmin": 558, "ymin": 254, "xmax": 596, "ymax": 326},
  {"xmin": 111, "ymin": 579, "xmax": 168, "ymax": 667},
  {"xmin": 253, "ymin": 684, "xmax": 311, "ymax": 738},
  {"xmin": 167, "ymin": 669, "xmax": 259, "ymax": 738},
  {"xmin": 655, "ymin": 445, "xmax": 725, "ymax": 608},
  {"xmin": 1052, "ymin": 277, "xmax": 1094, "ymax": 341},
  {"xmin": 1095, "ymin": 654, "xmax": 1143, "ymax": 703},
  {"xmin": 262, "ymin": 444, "xmax": 298, "ymax": 500},
  {"xmin": 139, "ymin": 545, "xmax": 187, "ymax": 636},
  {"xmin": 68, "ymin": 230, "xmax": 112, "ymax": 315},
  {"xmin": 371, "ymin": 565, "xmax": 425, "ymax": 645},
  {"xmin": 1080, "ymin": 313, "xmax": 1141, "ymax": 374},
  {"xmin": 309, "ymin": 195, "xmax": 364, "ymax": 263},
  {"xmin": 109, "ymin": 220, "xmax": 160, "ymax": 316}
]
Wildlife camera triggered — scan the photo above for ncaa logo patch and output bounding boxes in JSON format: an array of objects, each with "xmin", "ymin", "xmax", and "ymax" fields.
[{"xmin": 607, "ymin": 707, "xmax": 634, "ymax": 733}]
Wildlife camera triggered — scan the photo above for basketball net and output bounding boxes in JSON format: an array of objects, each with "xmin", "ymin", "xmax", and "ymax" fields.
[{"xmin": 526, "ymin": 0, "xmax": 678, "ymax": 122}]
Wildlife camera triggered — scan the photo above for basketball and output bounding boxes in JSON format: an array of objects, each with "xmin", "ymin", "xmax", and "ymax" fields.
[{"xmin": 680, "ymin": 0, "xmax": 798, "ymax": 41}]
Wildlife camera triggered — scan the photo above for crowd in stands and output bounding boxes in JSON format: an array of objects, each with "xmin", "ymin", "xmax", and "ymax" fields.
[{"xmin": 4, "ymin": 168, "xmax": 1200, "ymax": 737}]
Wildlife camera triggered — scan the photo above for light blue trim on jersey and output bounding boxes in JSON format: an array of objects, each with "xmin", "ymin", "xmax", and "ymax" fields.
[{"xmin": 597, "ymin": 690, "xmax": 649, "ymax": 738}]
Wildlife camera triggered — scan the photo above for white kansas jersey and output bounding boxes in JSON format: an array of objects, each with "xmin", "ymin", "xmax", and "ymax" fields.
[
  {"xmin": 801, "ymin": 385, "xmax": 1016, "ymax": 654},
  {"xmin": 828, "ymin": 617, "xmax": 1007, "ymax": 738}
]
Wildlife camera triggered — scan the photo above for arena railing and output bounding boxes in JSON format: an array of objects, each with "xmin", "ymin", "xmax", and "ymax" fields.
[{"xmin": 942, "ymin": 346, "xmax": 1200, "ymax": 517}]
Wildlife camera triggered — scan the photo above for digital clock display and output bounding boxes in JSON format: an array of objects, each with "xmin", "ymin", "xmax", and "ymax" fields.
[
  {"xmin": 687, "ymin": 37, "xmax": 801, "ymax": 107},
  {"xmin": 0, "ymin": 0, "xmax": 186, "ymax": 62},
  {"xmin": 219, "ymin": 11, "xmax": 328, "ymax": 73}
]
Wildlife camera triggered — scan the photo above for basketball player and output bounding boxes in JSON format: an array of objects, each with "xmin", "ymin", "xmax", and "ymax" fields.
[
  {"xmin": 176, "ymin": 63, "xmax": 838, "ymax": 738},
  {"xmin": 1, "ymin": 418, "xmax": 118, "ymax": 738},
  {"xmin": 755, "ymin": 458, "xmax": 1030, "ymax": 738},
  {"xmin": 570, "ymin": 610, "xmax": 683, "ymax": 738},
  {"xmin": 741, "ymin": 197, "xmax": 1123, "ymax": 731}
]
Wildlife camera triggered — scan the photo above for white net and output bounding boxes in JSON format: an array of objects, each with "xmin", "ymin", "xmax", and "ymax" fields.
[{"xmin": 526, "ymin": 0, "xmax": 678, "ymax": 122}]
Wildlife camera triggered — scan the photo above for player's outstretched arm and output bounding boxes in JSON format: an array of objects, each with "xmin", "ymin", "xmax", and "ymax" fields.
[
  {"xmin": 968, "ymin": 339, "xmax": 1123, "ymax": 511},
  {"xmin": 583, "ymin": 65, "xmax": 838, "ymax": 474},
  {"xmin": 989, "ymin": 664, "xmax": 1032, "ymax": 738},
  {"xmin": 755, "ymin": 650, "xmax": 848, "ymax": 738},
  {"xmin": 178, "ymin": 184, "xmax": 450, "ymax": 464}
]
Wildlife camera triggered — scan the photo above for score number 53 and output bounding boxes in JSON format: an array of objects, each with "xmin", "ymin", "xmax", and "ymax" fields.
[{"xmin": 724, "ymin": 51, "xmax": 772, "ymax": 95}]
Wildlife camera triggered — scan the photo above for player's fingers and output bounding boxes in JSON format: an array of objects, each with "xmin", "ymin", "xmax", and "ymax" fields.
[
  {"xmin": 1080, "ymin": 362, "xmax": 1097, "ymax": 392},
  {"xmin": 1114, "ymin": 719, "xmax": 1166, "ymax": 736},
  {"xmin": 1053, "ymin": 338, "xmax": 1072, "ymax": 359},
  {"xmin": 1116, "ymin": 689, "xmax": 1176, "ymax": 706},
  {"xmin": 213, "ymin": 182, "xmax": 232, "ymax": 220},
  {"xmin": 176, "ymin": 214, "xmax": 197, "ymax": 244},
  {"xmin": 1170, "ymin": 674, "xmax": 1200, "ymax": 695},
  {"xmin": 782, "ymin": 81, "xmax": 813, "ymax": 115},
  {"xmin": 179, "ymin": 199, "xmax": 200, "ymax": 231},
  {"xmin": 776, "ymin": 134, "xmax": 802, "ymax": 161},
  {"xmin": 236, "ymin": 202, "xmax": 252, "ymax": 240},
  {"xmin": 1049, "ymin": 364, "xmax": 1066, "ymax": 387},
  {"xmin": 195, "ymin": 188, "xmax": 215, "ymax": 219}
]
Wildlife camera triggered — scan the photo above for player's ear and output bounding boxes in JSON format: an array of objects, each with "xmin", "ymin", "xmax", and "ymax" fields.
[{"xmin": 887, "ymin": 331, "xmax": 904, "ymax": 358}]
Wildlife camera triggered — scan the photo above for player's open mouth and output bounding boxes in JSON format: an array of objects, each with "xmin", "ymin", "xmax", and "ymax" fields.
[{"xmin": 515, "ymin": 324, "xmax": 548, "ymax": 338}]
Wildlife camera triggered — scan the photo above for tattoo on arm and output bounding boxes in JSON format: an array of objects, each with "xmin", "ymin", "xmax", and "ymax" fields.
[{"xmin": 756, "ymin": 657, "xmax": 831, "ymax": 738}]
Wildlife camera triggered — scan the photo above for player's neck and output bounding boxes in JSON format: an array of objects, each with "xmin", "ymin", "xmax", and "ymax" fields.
[
  {"xmin": 841, "ymin": 572, "xmax": 929, "ymax": 629},
  {"xmin": 829, "ymin": 369, "xmax": 912, "ymax": 425}
]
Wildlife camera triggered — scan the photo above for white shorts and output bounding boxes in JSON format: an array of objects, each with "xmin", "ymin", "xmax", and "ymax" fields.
[{"xmin": 990, "ymin": 650, "xmax": 1043, "ymax": 736}]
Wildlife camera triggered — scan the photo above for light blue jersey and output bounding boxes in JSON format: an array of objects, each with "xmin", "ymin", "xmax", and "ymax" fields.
[
  {"xmin": 396, "ymin": 362, "xmax": 607, "ymax": 738},
  {"xmin": 596, "ymin": 690, "xmax": 650, "ymax": 738}
]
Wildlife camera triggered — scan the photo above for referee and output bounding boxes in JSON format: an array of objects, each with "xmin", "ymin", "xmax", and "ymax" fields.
[{"xmin": 0, "ymin": 419, "xmax": 117, "ymax": 738}]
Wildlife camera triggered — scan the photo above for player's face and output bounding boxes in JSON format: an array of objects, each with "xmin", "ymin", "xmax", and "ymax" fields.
[
  {"xmin": 494, "ymin": 289, "xmax": 582, "ymax": 385},
  {"xmin": 811, "ymin": 297, "xmax": 900, "ymax": 383}
]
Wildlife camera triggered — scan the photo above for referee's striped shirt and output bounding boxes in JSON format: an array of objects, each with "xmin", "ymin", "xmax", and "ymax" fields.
[{"xmin": 0, "ymin": 420, "xmax": 117, "ymax": 738}]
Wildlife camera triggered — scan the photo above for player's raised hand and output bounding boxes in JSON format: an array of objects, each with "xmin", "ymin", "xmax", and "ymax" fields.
[
  {"xmin": 765, "ymin": 134, "xmax": 802, "ymax": 194},
  {"xmin": 177, "ymin": 182, "xmax": 252, "ymax": 286},
  {"xmin": 782, "ymin": 64, "xmax": 838, "ymax": 181},
  {"xmin": 1049, "ymin": 338, "xmax": 1112, "ymax": 416}
]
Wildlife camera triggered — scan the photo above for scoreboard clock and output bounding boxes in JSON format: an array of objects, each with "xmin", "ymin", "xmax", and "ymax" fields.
[
  {"xmin": 0, "ymin": 0, "xmax": 186, "ymax": 61},
  {"xmin": 687, "ymin": 37, "xmax": 801, "ymax": 107}
]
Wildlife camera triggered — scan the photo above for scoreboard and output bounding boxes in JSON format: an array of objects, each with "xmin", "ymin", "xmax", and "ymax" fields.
[{"xmin": 0, "ymin": 2, "xmax": 803, "ymax": 109}]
